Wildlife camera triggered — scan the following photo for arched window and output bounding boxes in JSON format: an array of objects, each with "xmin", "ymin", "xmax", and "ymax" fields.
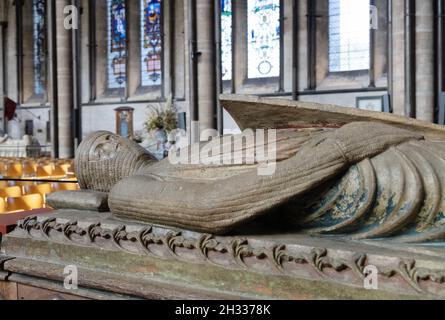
[
  {"xmin": 107, "ymin": 0, "xmax": 127, "ymax": 89},
  {"xmin": 328, "ymin": 0, "xmax": 370, "ymax": 72},
  {"xmin": 221, "ymin": 0, "xmax": 233, "ymax": 81},
  {"xmin": 247, "ymin": 0, "xmax": 280, "ymax": 79},
  {"xmin": 140, "ymin": 0, "xmax": 162, "ymax": 87},
  {"xmin": 33, "ymin": 0, "xmax": 46, "ymax": 95}
]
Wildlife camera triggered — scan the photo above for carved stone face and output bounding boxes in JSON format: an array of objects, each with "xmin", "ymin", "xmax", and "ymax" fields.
[
  {"xmin": 90, "ymin": 134, "xmax": 121, "ymax": 162},
  {"xmin": 75, "ymin": 131, "xmax": 157, "ymax": 193}
]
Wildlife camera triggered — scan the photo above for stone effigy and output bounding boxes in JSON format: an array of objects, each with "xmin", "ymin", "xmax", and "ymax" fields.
[
  {"xmin": 4, "ymin": 95, "xmax": 445, "ymax": 300},
  {"xmin": 73, "ymin": 95, "xmax": 445, "ymax": 244}
]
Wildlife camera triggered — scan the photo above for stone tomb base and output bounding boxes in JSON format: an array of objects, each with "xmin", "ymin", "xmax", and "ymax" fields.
[{"xmin": 1, "ymin": 210, "xmax": 445, "ymax": 300}]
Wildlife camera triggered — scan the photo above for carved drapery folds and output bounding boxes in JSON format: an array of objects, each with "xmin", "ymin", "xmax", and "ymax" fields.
[{"xmin": 73, "ymin": 96, "xmax": 445, "ymax": 245}]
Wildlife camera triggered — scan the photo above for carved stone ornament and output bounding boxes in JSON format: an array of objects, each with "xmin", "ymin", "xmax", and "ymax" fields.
[{"xmin": 5, "ymin": 213, "xmax": 445, "ymax": 298}]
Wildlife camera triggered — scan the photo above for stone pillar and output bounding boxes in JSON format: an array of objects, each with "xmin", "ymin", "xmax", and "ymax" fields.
[
  {"xmin": 0, "ymin": 0, "xmax": 8, "ymax": 134},
  {"xmin": 196, "ymin": 0, "xmax": 216, "ymax": 137},
  {"xmin": 283, "ymin": 0, "xmax": 294, "ymax": 93},
  {"xmin": 297, "ymin": 0, "xmax": 308, "ymax": 92},
  {"xmin": 55, "ymin": 0, "xmax": 74, "ymax": 158},
  {"xmin": 233, "ymin": 0, "xmax": 246, "ymax": 92},
  {"xmin": 127, "ymin": 1, "xmax": 139, "ymax": 98},
  {"xmin": 0, "ymin": 22, "xmax": 5, "ymax": 133},
  {"xmin": 415, "ymin": 0, "xmax": 435, "ymax": 122},
  {"xmin": 391, "ymin": 0, "xmax": 406, "ymax": 116}
]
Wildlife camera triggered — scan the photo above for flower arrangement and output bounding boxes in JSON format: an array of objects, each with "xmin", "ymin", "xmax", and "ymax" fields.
[{"xmin": 144, "ymin": 95, "xmax": 178, "ymax": 134}]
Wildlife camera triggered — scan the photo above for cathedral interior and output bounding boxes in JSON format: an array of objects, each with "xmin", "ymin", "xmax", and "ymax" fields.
[
  {"xmin": 0, "ymin": 0, "xmax": 444, "ymax": 301},
  {"xmin": 0, "ymin": 0, "xmax": 442, "ymax": 157}
]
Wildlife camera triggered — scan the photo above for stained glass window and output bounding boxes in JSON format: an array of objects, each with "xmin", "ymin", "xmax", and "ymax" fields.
[
  {"xmin": 221, "ymin": 0, "xmax": 232, "ymax": 81},
  {"xmin": 107, "ymin": 0, "xmax": 127, "ymax": 89},
  {"xmin": 247, "ymin": 0, "xmax": 280, "ymax": 79},
  {"xmin": 329, "ymin": 0, "xmax": 370, "ymax": 72},
  {"xmin": 33, "ymin": 0, "xmax": 46, "ymax": 95},
  {"xmin": 141, "ymin": 0, "xmax": 162, "ymax": 87}
]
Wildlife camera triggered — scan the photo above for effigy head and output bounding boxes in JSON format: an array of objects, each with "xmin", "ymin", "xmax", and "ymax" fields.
[{"xmin": 75, "ymin": 131, "xmax": 157, "ymax": 193}]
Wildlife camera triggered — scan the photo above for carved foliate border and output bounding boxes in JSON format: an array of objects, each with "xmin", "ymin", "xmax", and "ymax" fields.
[{"xmin": 12, "ymin": 216, "xmax": 445, "ymax": 297}]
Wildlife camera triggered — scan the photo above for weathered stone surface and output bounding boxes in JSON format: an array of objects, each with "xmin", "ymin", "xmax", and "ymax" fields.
[
  {"xmin": 108, "ymin": 122, "xmax": 423, "ymax": 234},
  {"xmin": 72, "ymin": 96, "xmax": 445, "ymax": 243},
  {"xmin": 220, "ymin": 95, "xmax": 445, "ymax": 140},
  {"xmin": 75, "ymin": 131, "xmax": 157, "ymax": 193},
  {"xmin": 47, "ymin": 190, "xmax": 109, "ymax": 212},
  {"xmin": 0, "ymin": 281, "xmax": 17, "ymax": 300},
  {"xmin": 2, "ymin": 211, "xmax": 445, "ymax": 299}
]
